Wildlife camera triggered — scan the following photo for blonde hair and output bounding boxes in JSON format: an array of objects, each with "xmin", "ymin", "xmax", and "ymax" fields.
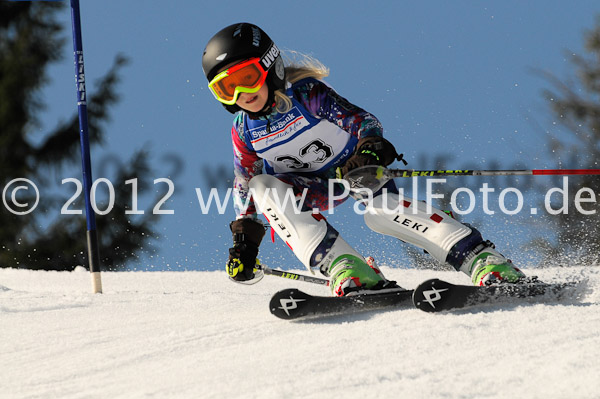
[{"xmin": 274, "ymin": 51, "xmax": 330, "ymax": 114}]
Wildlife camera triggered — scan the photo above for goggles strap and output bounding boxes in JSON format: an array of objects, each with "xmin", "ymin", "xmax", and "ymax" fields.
[{"xmin": 258, "ymin": 42, "xmax": 280, "ymax": 72}]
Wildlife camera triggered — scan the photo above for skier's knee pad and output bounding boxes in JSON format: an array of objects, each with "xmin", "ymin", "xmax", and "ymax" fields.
[
  {"xmin": 249, "ymin": 175, "xmax": 361, "ymax": 273},
  {"xmin": 363, "ymin": 192, "xmax": 472, "ymax": 265}
]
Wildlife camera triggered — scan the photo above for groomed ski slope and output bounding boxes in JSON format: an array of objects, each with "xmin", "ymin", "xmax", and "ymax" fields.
[{"xmin": 1, "ymin": 266, "xmax": 599, "ymax": 399}]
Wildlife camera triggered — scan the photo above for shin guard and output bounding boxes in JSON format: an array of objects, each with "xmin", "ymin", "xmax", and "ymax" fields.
[
  {"xmin": 249, "ymin": 175, "xmax": 363, "ymax": 274},
  {"xmin": 363, "ymin": 192, "xmax": 472, "ymax": 265}
]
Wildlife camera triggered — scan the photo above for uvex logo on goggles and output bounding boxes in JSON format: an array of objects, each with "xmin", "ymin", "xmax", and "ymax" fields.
[{"xmin": 208, "ymin": 43, "xmax": 280, "ymax": 105}]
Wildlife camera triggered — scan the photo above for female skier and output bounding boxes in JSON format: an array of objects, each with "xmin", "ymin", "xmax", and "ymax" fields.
[{"xmin": 202, "ymin": 22, "xmax": 525, "ymax": 296}]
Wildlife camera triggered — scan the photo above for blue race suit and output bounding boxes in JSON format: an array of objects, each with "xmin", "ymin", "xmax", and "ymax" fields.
[{"xmin": 230, "ymin": 77, "xmax": 386, "ymax": 218}]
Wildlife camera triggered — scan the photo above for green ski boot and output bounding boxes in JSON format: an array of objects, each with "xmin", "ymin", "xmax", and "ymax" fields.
[
  {"xmin": 327, "ymin": 254, "xmax": 392, "ymax": 296},
  {"xmin": 467, "ymin": 249, "xmax": 525, "ymax": 286}
]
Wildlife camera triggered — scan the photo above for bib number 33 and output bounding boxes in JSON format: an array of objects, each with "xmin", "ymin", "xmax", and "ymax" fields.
[{"xmin": 275, "ymin": 139, "xmax": 334, "ymax": 170}]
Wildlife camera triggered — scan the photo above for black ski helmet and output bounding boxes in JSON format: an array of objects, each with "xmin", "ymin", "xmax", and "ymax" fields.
[{"xmin": 202, "ymin": 23, "xmax": 286, "ymax": 115}]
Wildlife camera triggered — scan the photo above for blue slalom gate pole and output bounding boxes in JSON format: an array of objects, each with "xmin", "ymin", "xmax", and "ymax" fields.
[{"xmin": 70, "ymin": 0, "xmax": 102, "ymax": 293}]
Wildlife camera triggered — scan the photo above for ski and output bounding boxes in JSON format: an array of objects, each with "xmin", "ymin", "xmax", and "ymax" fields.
[
  {"xmin": 412, "ymin": 278, "xmax": 581, "ymax": 313},
  {"xmin": 269, "ymin": 288, "xmax": 414, "ymax": 320}
]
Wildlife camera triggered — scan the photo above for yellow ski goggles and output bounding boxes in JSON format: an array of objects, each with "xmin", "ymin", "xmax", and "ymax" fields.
[{"xmin": 208, "ymin": 58, "xmax": 268, "ymax": 105}]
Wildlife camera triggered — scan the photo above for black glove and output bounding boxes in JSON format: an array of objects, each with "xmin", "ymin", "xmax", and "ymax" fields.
[
  {"xmin": 226, "ymin": 219, "xmax": 266, "ymax": 282},
  {"xmin": 338, "ymin": 136, "xmax": 405, "ymax": 178},
  {"xmin": 227, "ymin": 240, "xmax": 259, "ymax": 281}
]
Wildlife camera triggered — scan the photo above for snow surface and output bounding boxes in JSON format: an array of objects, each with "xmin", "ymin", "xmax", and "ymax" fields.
[{"xmin": 1, "ymin": 266, "xmax": 599, "ymax": 399}]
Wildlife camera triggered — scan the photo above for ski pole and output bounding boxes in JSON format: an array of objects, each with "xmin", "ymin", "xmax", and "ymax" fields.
[
  {"xmin": 260, "ymin": 265, "xmax": 329, "ymax": 286},
  {"xmin": 386, "ymin": 167, "xmax": 600, "ymax": 178},
  {"xmin": 70, "ymin": 0, "xmax": 102, "ymax": 294},
  {"xmin": 343, "ymin": 165, "xmax": 600, "ymax": 192}
]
